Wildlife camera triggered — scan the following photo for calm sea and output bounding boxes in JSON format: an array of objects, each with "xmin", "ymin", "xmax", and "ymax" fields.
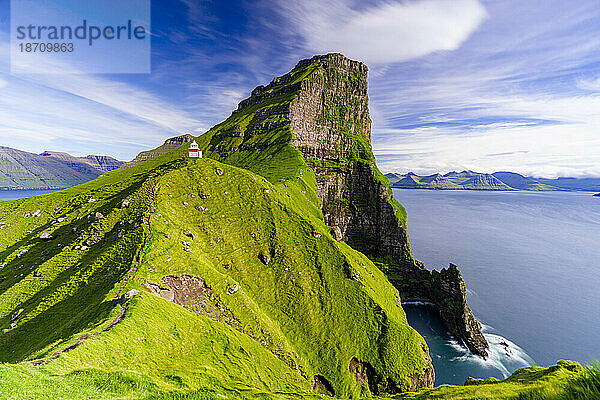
[
  {"xmin": 394, "ymin": 189, "xmax": 600, "ymax": 385},
  {"xmin": 0, "ymin": 189, "xmax": 61, "ymax": 201}
]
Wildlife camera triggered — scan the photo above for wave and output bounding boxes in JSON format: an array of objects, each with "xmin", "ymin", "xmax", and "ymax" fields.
[
  {"xmin": 447, "ymin": 328, "xmax": 534, "ymax": 378},
  {"xmin": 402, "ymin": 301, "xmax": 436, "ymax": 306}
]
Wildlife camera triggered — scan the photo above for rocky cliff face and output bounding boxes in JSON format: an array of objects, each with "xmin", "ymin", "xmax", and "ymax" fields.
[
  {"xmin": 288, "ymin": 54, "xmax": 412, "ymax": 261},
  {"xmin": 282, "ymin": 54, "xmax": 488, "ymax": 356},
  {"xmin": 389, "ymin": 261, "xmax": 489, "ymax": 355}
]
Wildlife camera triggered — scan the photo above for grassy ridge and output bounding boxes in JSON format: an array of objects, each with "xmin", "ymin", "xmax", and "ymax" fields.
[
  {"xmin": 133, "ymin": 158, "xmax": 432, "ymax": 396},
  {"xmin": 0, "ymin": 141, "xmax": 433, "ymax": 398},
  {"xmin": 0, "ymin": 145, "xmax": 189, "ymax": 362}
]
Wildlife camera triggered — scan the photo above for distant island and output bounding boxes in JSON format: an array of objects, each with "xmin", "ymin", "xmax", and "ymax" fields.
[
  {"xmin": 0, "ymin": 146, "xmax": 123, "ymax": 190},
  {"xmin": 386, "ymin": 171, "xmax": 600, "ymax": 192}
]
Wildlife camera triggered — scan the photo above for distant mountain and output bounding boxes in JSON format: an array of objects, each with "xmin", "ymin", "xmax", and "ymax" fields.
[
  {"xmin": 40, "ymin": 151, "xmax": 123, "ymax": 173},
  {"xmin": 0, "ymin": 146, "xmax": 123, "ymax": 190},
  {"xmin": 492, "ymin": 172, "xmax": 559, "ymax": 191},
  {"xmin": 386, "ymin": 170, "xmax": 514, "ymax": 191},
  {"xmin": 536, "ymin": 177, "xmax": 600, "ymax": 192},
  {"xmin": 387, "ymin": 170, "xmax": 599, "ymax": 191}
]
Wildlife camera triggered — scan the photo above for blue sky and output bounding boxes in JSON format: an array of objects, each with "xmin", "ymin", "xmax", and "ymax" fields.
[{"xmin": 1, "ymin": 0, "xmax": 599, "ymax": 178}]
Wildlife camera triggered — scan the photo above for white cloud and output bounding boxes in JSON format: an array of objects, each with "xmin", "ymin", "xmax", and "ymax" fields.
[
  {"xmin": 577, "ymin": 77, "xmax": 600, "ymax": 91},
  {"xmin": 278, "ymin": 0, "xmax": 487, "ymax": 64},
  {"xmin": 365, "ymin": 0, "xmax": 600, "ymax": 178},
  {"xmin": 373, "ymin": 97, "xmax": 600, "ymax": 179}
]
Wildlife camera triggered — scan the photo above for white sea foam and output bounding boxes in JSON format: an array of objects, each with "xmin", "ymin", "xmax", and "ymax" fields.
[
  {"xmin": 402, "ymin": 301, "xmax": 436, "ymax": 306},
  {"xmin": 446, "ymin": 331, "xmax": 534, "ymax": 378}
]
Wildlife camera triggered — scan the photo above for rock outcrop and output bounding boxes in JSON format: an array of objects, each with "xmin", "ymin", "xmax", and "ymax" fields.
[{"xmin": 389, "ymin": 262, "xmax": 488, "ymax": 355}]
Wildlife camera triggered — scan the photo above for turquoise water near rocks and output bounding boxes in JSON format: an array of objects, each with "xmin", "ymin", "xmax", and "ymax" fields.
[
  {"xmin": 394, "ymin": 189, "xmax": 600, "ymax": 385},
  {"xmin": 0, "ymin": 189, "xmax": 61, "ymax": 201}
]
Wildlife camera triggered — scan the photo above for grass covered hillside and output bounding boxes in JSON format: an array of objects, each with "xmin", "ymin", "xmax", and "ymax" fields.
[{"xmin": 0, "ymin": 145, "xmax": 433, "ymax": 397}]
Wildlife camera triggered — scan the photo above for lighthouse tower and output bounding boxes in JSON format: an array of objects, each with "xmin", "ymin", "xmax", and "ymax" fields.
[{"xmin": 188, "ymin": 140, "xmax": 202, "ymax": 158}]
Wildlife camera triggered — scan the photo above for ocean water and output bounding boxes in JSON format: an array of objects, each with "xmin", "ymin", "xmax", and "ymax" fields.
[
  {"xmin": 394, "ymin": 189, "xmax": 600, "ymax": 385},
  {"xmin": 0, "ymin": 189, "xmax": 61, "ymax": 201}
]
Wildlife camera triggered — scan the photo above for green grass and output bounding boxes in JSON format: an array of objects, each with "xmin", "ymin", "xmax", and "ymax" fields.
[
  {"xmin": 132, "ymin": 158, "xmax": 432, "ymax": 397},
  {"xmin": 0, "ymin": 148, "xmax": 188, "ymax": 363},
  {"xmin": 389, "ymin": 360, "xmax": 600, "ymax": 400}
]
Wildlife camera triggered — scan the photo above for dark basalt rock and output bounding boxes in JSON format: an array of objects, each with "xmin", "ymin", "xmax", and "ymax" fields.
[
  {"xmin": 391, "ymin": 261, "xmax": 488, "ymax": 356},
  {"xmin": 310, "ymin": 375, "xmax": 335, "ymax": 396}
]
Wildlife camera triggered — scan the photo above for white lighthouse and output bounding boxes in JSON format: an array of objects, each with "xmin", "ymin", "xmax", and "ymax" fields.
[{"xmin": 188, "ymin": 140, "xmax": 202, "ymax": 158}]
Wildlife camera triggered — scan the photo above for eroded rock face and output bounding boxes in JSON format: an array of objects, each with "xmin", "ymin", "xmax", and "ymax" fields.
[
  {"xmin": 391, "ymin": 262, "xmax": 488, "ymax": 356},
  {"xmin": 145, "ymin": 274, "xmax": 238, "ymax": 327},
  {"xmin": 283, "ymin": 54, "xmax": 488, "ymax": 356},
  {"xmin": 287, "ymin": 54, "xmax": 411, "ymax": 262},
  {"xmin": 349, "ymin": 356, "xmax": 434, "ymax": 394}
]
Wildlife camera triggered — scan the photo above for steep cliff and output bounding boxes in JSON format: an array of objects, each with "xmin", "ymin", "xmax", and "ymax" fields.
[
  {"xmin": 207, "ymin": 53, "xmax": 487, "ymax": 356},
  {"xmin": 287, "ymin": 55, "xmax": 412, "ymax": 261}
]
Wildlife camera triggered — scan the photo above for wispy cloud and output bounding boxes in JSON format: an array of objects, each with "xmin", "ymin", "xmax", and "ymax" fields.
[
  {"xmin": 577, "ymin": 77, "xmax": 600, "ymax": 91},
  {"xmin": 369, "ymin": 0, "xmax": 600, "ymax": 178},
  {"xmin": 276, "ymin": 0, "xmax": 487, "ymax": 64}
]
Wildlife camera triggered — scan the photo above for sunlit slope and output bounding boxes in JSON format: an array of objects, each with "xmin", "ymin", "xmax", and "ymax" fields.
[
  {"xmin": 130, "ymin": 159, "xmax": 433, "ymax": 396},
  {"xmin": 0, "ymin": 292, "xmax": 312, "ymax": 400},
  {"xmin": 0, "ymin": 143, "xmax": 433, "ymax": 398},
  {"xmin": 0, "ymin": 149, "xmax": 184, "ymax": 362}
]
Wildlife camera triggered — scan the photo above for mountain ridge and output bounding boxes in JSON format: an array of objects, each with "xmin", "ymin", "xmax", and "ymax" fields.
[
  {"xmin": 0, "ymin": 146, "xmax": 123, "ymax": 190},
  {"xmin": 386, "ymin": 170, "xmax": 600, "ymax": 191}
]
